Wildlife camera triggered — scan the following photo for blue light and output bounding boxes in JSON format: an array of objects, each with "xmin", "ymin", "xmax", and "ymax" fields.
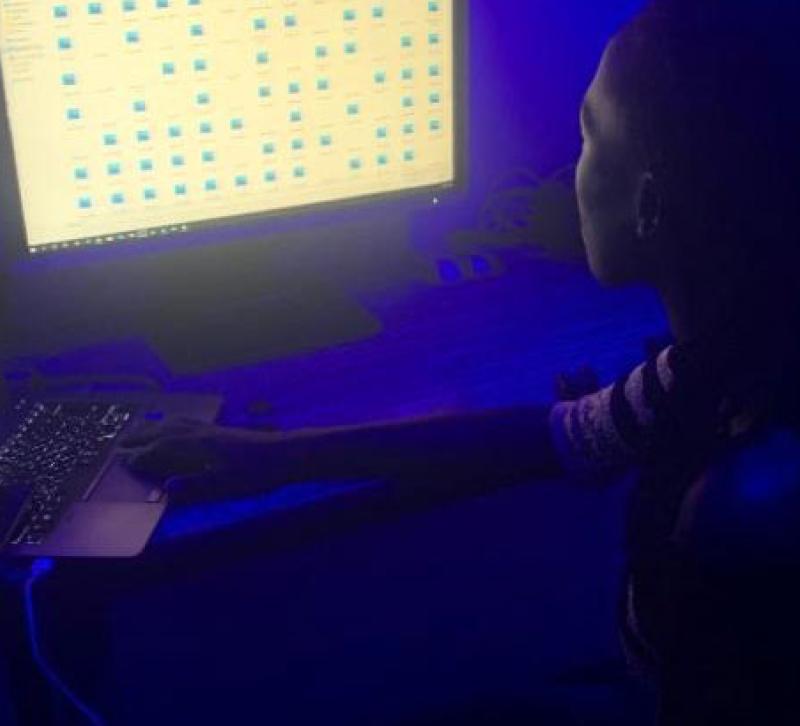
[{"xmin": 437, "ymin": 258, "xmax": 462, "ymax": 283}]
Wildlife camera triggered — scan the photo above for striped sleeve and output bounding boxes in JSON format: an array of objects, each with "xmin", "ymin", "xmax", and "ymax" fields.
[{"xmin": 548, "ymin": 347, "xmax": 677, "ymax": 478}]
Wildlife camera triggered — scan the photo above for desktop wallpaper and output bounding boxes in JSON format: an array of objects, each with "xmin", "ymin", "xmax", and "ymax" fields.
[{"xmin": 0, "ymin": 0, "xmax": 455, "ymax": 249}]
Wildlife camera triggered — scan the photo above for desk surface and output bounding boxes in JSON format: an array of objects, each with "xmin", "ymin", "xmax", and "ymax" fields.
[
  {"xmin": 15, "ymin": 256, "xmax": 666, "ymax": 545},
  {"xmin": 1, "ymin": 258, "xmax": 665, "ymax": 725},
  {"xmin": 158, "ymin": 256, "xmax": 664, "ymax": 545}
]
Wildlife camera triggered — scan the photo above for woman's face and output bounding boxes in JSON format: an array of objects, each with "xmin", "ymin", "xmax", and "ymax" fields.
[{"xmin": 576, "ymin": 42, "xmax": 654, "ymax": 286}]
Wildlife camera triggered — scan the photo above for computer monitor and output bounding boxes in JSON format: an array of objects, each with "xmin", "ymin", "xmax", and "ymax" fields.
[{"xmin": 0, "ymin": 0, "xmax": 464, "ymax": 256}]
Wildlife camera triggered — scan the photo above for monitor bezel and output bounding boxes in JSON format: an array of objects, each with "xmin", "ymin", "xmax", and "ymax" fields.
[{"xmin": 0, "ymin": 1, "xmax": 469, "ymax": 262}]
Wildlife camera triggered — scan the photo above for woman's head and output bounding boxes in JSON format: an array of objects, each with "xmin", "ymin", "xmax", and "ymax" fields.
[{"xmin": 577, "ymin": 0, "xmax": 800, "ymax": 291}]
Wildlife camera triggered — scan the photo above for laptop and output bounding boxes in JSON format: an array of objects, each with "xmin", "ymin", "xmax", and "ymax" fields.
[{"xmin": 0, "ymin": 391, "xmax": 221, "ymax": 557}]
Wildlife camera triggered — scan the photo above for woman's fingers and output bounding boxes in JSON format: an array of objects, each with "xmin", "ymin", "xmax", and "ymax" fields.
[{"xmin": 125, "ymin": 435, "xmax": 214, "ymax": 481}]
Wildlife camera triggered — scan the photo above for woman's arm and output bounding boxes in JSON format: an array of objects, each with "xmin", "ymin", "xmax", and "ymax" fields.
[
  {"xmin": 124, "ymin": 405, "xmax": 566, "ymax": 504},
  {"xmin": 124, "ymin": 342, "xmax": 688, "ymax": 504}
]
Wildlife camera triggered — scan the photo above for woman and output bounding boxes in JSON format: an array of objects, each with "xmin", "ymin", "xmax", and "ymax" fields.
[
  {"xmin": 569, "ymin": 2, "xmax": 800, "ymax": 723},
  {"xmin": 127, "ymin": 1, "xmax": 800, "ymax": 722}
]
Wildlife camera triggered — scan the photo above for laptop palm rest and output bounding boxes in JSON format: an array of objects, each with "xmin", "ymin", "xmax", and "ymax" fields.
[{"xmin": 15, "ymin": 460, "xmax": 167, "ymax": 558}]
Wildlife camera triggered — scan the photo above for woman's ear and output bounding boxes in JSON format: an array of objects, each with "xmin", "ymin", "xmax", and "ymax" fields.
[{"xmin": 635, "ymin": 171, "xmax": 663, "ymax": 240}]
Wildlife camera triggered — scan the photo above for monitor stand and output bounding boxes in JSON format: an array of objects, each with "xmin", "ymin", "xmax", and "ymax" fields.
[
  {"xmin": 1, "ymin": 216, "xmax": 417, "ymax": 374},
  {"xmin": 147, "ymin": 282, "xmax": 380, "ymax": 374}
]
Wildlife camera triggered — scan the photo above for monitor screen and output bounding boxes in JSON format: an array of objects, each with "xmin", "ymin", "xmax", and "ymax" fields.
[{"xmin": 0, "ymin": 0, "xmax": 459, "ymax": 254}]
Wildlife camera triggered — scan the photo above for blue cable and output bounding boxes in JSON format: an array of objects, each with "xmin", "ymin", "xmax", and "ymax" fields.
[{"xmin": 23, "ymin": 558, "xmax": 106, "ymax": 726}]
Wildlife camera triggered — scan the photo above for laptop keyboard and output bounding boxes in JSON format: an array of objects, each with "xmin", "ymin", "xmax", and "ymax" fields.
[{"xmin": 0, "ymin": 400, "xmax": 134, "ymax": 546}]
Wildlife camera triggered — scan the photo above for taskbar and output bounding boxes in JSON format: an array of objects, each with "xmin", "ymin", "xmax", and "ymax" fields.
[{"xmin": 27, "ymin": 223, "xmax": 192, "ymax": 254}]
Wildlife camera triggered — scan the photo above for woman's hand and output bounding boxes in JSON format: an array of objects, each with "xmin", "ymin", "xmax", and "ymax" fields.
[
  {"xmin": 121, "ymin": 418, "xmax": 233, "ymax": 479},
  {"xmin": 119, "ymin": 420, "xmax": 314, "ymax": 502},
  {"xmin": 120, "ymin": 417, "xmax": 383, "ymax": 500}
]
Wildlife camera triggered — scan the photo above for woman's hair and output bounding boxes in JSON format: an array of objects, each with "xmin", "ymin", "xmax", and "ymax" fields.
[
  {"xmin": 606, "ymin": 1, "xmax": 800, "ymax": 409},
  {"xmin": 605, "ymin": 0, "xmax": 800, "ymax": 269}
]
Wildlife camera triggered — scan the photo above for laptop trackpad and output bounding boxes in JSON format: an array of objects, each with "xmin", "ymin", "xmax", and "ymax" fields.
[
  {"xmin": 17, "ymin": 500, "xmax": 166, "ymax": 558},
  {"xmin": 89, "ymin": 457, "xmax": 165, "ymax": 504}
]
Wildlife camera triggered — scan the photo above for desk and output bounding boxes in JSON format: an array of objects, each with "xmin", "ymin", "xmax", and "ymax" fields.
[{"xmin": 1, "ymin": 259, "xmax": 665, "ymax": 725}]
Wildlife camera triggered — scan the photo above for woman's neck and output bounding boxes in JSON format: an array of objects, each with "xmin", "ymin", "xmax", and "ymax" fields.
[
  {"xmin": 659, "ymin": 272, "xmax": 732, "ymax": 344},
  {"xmin": 659, "ymin": 259, "xmax": 798, "ymax": 369}
]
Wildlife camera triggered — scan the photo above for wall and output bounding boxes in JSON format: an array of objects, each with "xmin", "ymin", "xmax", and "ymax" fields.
[{"xmin": 467, "ymin": 0, "xmax": 643, "ymax": 184}]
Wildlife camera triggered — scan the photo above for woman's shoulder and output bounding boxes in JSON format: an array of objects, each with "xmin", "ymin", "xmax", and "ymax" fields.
[{"xmin": 675, "ymin": 425, "xmax": 800, "ymax": 568}]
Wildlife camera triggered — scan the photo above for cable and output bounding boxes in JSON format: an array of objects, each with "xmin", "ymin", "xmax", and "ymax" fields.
[{"xmin": 23, "ymin": 558, "xmax": 107, "ymax": 726}]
